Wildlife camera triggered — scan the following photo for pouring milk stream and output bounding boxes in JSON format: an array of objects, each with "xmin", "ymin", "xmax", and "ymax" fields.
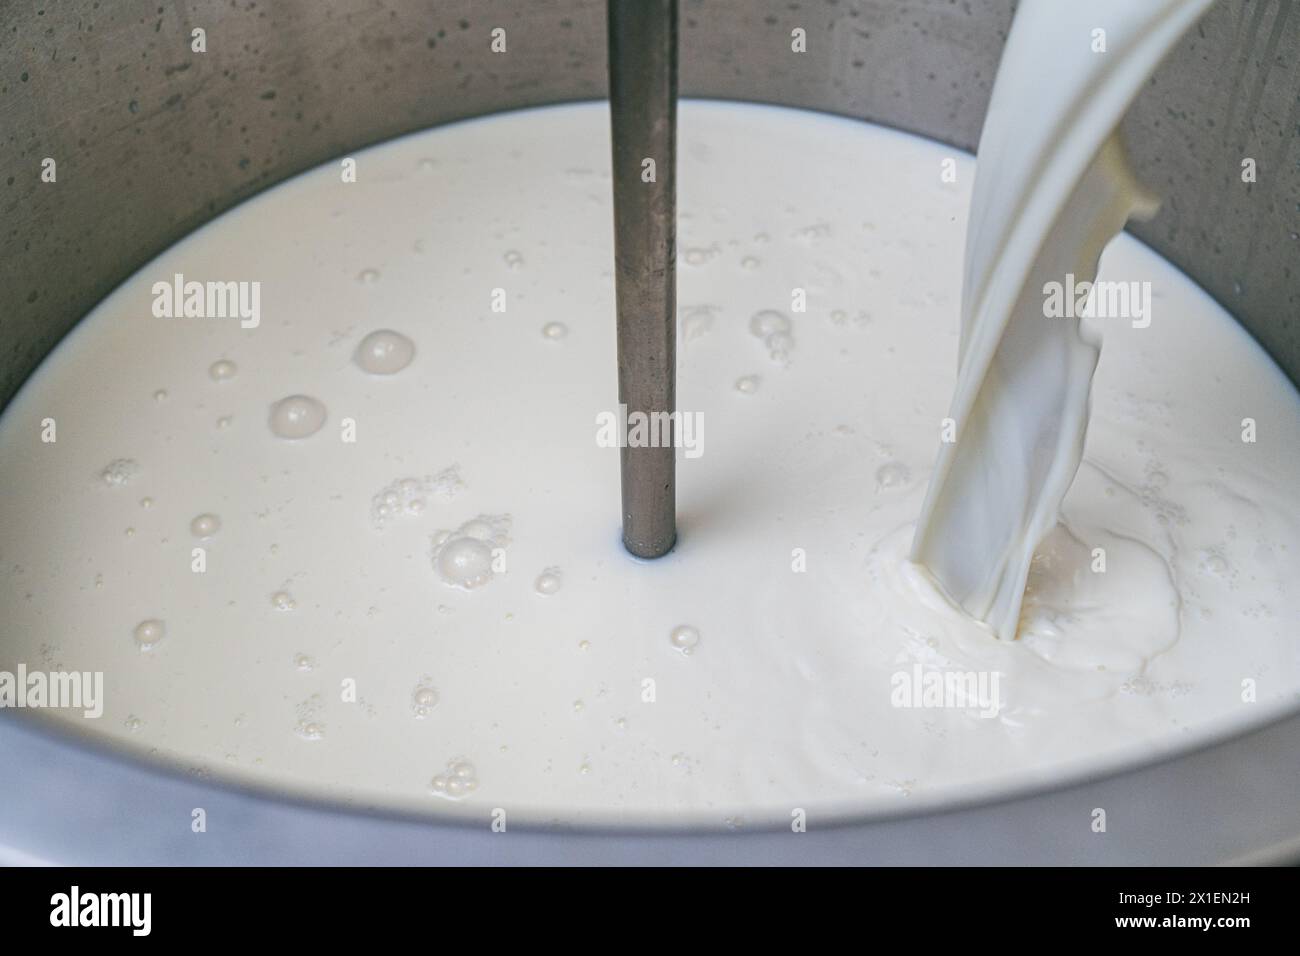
[{"xmin": 912, "ymin": 0, "xmax": 1217, "ymax": 638}]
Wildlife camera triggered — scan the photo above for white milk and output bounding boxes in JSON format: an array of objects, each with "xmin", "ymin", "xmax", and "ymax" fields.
[
  {"xmin": 0, "ymin": 101, "xmax": 1296, "ymax": 827},
  {"xmin": 913, "ymin": 0, "xmax": 1215, "ymax": 639}
]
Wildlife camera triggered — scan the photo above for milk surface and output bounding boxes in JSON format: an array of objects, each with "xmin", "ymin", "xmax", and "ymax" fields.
[{"xmin": 0, "ymin": 101, "xmax": 1297, "ymax": 826}]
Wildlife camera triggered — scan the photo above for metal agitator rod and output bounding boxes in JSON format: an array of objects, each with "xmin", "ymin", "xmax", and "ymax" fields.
[{"xmin": 607, "ymin": 0, "xmax": 679, "ymax": 559}]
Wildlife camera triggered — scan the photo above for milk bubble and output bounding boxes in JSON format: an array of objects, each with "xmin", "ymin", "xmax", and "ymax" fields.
[
  {"xmin": 295, "ymin": 721, "xmax": 325, "ymax": 741},
  {"xmin": 735, "ymin": 375, "xmax": 761, "ymax": 394},
  {"xmin": 354, "ymin": 330, "xmax": 416, "ymax": 375},
  {"xmin": 268, "ymin": 395, "xmax": 327, "ymax": 439},
  {"xmin": 190, "ymin": 513, "xmax": 222, "ymax": 537},
  {"xmin": 100, "ymin": 459, "xmax": 138, "ymax": 487},
  {"xmin": 134, "ymin": 618, "xmax": 166, "ymax": 650},
  {"xmin": 749, "ymin": 309, "xmax": 791, "ymax": 338},
  {"xmin": 534, "ymin": 567, "xmax": 563, "ymax": 595},
  {"xmin": 683, "ymin": 244, "xmax": 719, "ymax": 266},
  {"xmin": 670, "ymin": 624, "xmax": 701, "ymax": 654},
  {"xmin": 412, "ymin": 682, "xmax": 440, "ymax": 717},
  {"xmin": 430, "ymin": 514, "xmax": 511, "ymax": 590},
  {"xmin": 357, "ymin": 268, "xmax": 380, "ymax": 284},
  {"xmin": 435, "ymin": 538, "xmax": 494, "ymax": 589},
  {"xmin": 681, "ymin": 305, "xmax": 716, "ymax": 341},
  {"xmin": 271, "ymin": 591, "xmax": 297, "ymax": 611},
  {"xmin": 875, "ymin": 462, "xmax": 911, "ymax": 490},
  {"xmin": 765, "ymin": 331, "xmax": 796, "ymax": 364},
  {"xmin": 541, "ymin": 322, "xmax": 568, "ymax": 340},
  {"xmin": 209, "ymin": 359, "xmax": 237, "ymax": 382}
]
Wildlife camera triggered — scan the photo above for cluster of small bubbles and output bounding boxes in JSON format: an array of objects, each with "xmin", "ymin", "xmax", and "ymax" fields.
[
  {"xmin": 271, "ymin": 590, "xmax": 297, "ymax": 611},
  {"xmin": 503, "ymin": 249, "xmax": 524, "ymax": 269},
  {"xmin": 357, "ymin": 268, "xmax": 380, "ymax": 284},
  {"xmin": 412, "ymin": 682, "xmax": 440, "ymax": 718},
  {"xmin": 153, "ymin": 389, "xmax": 168, "ymax": 402},
  {"xmin": 875, "ymin": 461, "xmax": 912, "ymax": 490},
  {"xmin": 749, "ymin": 309, "xmax": 796, "ymax": 365},
  {"xmin": 268, "ymin": 395, "xmax": 327, "ymax": 439},
  {"xmin": 294, "ymin": 653, "xmax": 315, "ymax": 671},
  {"xmin": 139, "ymin": 497, "xmax": 153, "ymax": 509},
  {"xmin": 295, "ymin": 720, "xmax": 325, "ymax": 741},
  {"xmin": 682, "ymin": 243, "xmax": 720, "ymax": 266},
  {"xmin": 430, "ymin": 514, "xmax": 511, "ymax": 590},
  {"xmin": 208, "ymin": 359, "xmax": 238, "ymax": 382},
  {"xmin": 429, "ymin": 758, "xmax": 478, "ymax": 800},
  {"xmin": 534, "ymin": 567, "xmax": 563, "ymax": 595},
  {"xmin": 124, "ymin": 715, "xmax": 142, "ymax": 732},
  {"xmin": 370, "ymin": 467, "xmax": 463, "ymax": 529},
  {"xmin": 133, "ymin": 619, "xmax": 166, "ymax": 651},
  {"xmin": 735, "ymin": 375, "xmax": 761, "ymax": 395},
  {"xmin": 541, "ymin": 321, "xmax": 568, "ymax": 340},
  {"xmin": 353, "ymin": 329, "xmax": 416, "ymax": 375},
  {"xmin": 99, "ymin": 458, "xmax": 139, "ymax": 487},
  {"xmin": 190, "ymin": 513, "xmax": 221, "ymax": 538},
  {"xmin": 670, "ymin": 624, "xmax": 701, "ymax": 655},
  {"xmin": 373, "ymin": 479, "xmax": 426, "ymax": 525}
]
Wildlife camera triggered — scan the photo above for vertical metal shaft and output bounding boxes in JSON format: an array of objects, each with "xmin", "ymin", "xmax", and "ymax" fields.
[{"xmin": 607, "ymin": 0, "xmax": 678, "ymax": 559}]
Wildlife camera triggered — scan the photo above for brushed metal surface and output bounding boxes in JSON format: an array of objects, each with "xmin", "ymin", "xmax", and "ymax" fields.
[{"xmin": 2, "ymin": 1, "xmax": 1297, "ymax": 408}]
